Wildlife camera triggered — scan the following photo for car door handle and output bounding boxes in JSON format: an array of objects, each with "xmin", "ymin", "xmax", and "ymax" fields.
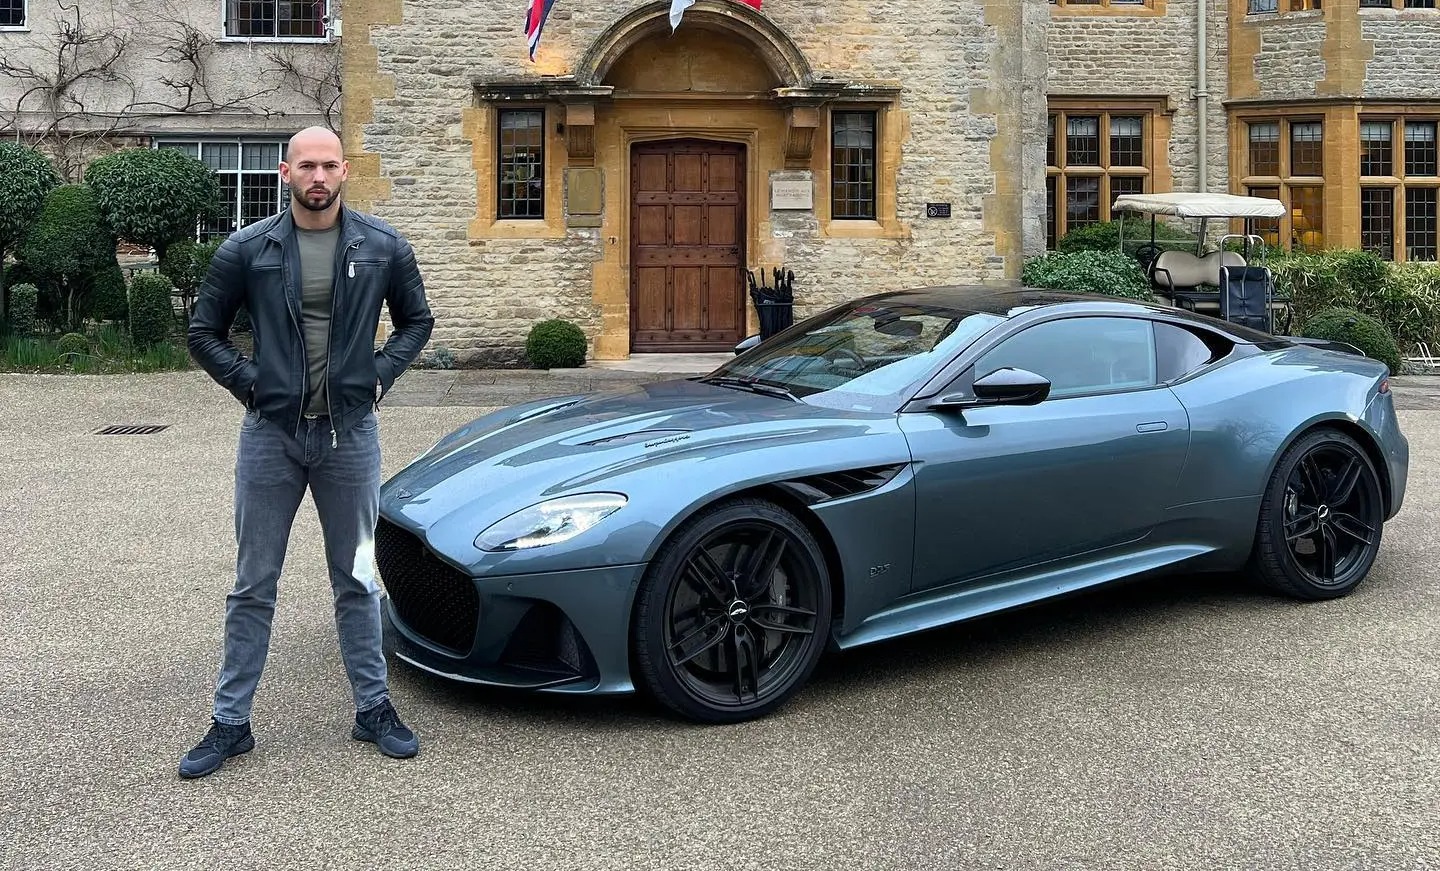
[{"xmin": 1136, "ymin": 421, "xmax": 1168, "ymax": 433}]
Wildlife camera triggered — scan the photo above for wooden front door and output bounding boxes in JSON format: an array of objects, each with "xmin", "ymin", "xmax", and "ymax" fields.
[{"xmin": 630, "ymin": 139, "xmax": 746, "ymax": 352}]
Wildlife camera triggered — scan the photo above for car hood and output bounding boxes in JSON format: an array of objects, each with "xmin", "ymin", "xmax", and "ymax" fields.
[{"xmin": 383, "ymin": 377, "xmax": 897, "ymax": 530}]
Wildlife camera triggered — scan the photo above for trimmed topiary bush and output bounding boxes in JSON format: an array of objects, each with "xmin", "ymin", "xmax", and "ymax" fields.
[
  {"xmin": 1302, "ymin": 306, "xmax": 1402, "ymax": 374},
  {"xmin": 1021, "ymin": 249, "xmax": 1153, "ymax": 300},
  {"xmin": 7, "ymin": 282, "xmax": 40, "ymax": 337},
  {"xmin": 16, "ymin": 183, "xmax": 114, "ymax": 331},
  {"xmin": 0, "ymin": 142, "xmax": 62, "ymax": 321},
  {"xmin": 57, "ymin": 331, "xmax": 89, "ymax": 360},
  {"xmin": 91, "ymin": 260, "xmax": 128, "ymax": 322},
  {"xmin": 525, "ymin": 318, "xmax": 587, "ymax": 369},
  {"xmin": 128, "ymin": 273, "xmax": 175, "ymax": 348},
  {"xmin": 84, "ymin": 147, "xmax": 223, "ymax": 262}
]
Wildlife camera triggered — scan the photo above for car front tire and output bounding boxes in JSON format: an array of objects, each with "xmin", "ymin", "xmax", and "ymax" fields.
[
  {"xmin": 631, "ymin": 498, "xmax": 832, "ymax": 724},
  {"xmin": 1248, "ymin": 427, "xmax": 1386, "ymax": 600}
]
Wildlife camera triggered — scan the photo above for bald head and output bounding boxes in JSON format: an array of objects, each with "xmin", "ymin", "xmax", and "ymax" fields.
[
  {"xmin": 280, "ymin": 125, "xmax": 348, "ymax": 225},
  {"xmin": 288, "ymin": 125, "xmax": 342, "ymax": 155}
]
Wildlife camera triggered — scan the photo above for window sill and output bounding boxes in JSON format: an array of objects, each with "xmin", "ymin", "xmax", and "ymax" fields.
[
  {"xmin": 818, "ymin": 218, "xmax": 908, "ymax": 240},
  {"xmin": 216, "ymin": 35, "xmax": 334, "ymax": 44},
  {"xmin": 468, "ymin": 217, "xmax": 566, "ymax": 240},
  {"xmin": 1049, "ymin": 4, "xmax": 1166, "ymax": 18},
  {"xmin": 0, "ymin": 25, "xmax": 30, "ymax": 31}
]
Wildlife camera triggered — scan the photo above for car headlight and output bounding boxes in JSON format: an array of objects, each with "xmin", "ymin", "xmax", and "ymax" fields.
[{"xmin": 474, "ymin": 493, "xmax": 627, "ymax": 552}]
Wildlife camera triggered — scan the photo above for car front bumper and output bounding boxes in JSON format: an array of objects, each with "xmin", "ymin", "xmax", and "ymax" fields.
[{"xmin": 375, "ymin": 517, "xmax": 647, "ymax": 695}]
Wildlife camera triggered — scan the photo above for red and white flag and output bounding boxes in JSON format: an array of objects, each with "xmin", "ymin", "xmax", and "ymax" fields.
[{"xmin": 670, "ymin": 0, "xmax": 761, "ymax": 31}]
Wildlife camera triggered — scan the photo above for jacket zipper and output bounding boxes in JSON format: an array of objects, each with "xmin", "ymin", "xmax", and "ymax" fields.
[
  {"xmin": 328, "ymin": 239, "xmax": 363, "ymax": 448},
  {"xmin": 282, "ymin": 243, "xmax": 306, "ymax": 438}
]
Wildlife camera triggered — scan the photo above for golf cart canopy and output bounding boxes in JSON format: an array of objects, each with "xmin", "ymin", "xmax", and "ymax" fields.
[{"xmin": 1112, "ymin": 192, "xmax": 1286, "ymax": 219}]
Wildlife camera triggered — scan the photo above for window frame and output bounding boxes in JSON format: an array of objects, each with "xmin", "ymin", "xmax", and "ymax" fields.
[
  {"xmin": 219, "ymin": 0, "xmax": 332, "ymax": 42},
  {"xmin": 1358, "ymin": 114, "xmax": 1440, "ymax": 262},
  {"xmin": 1359, "ymin": 0, "xmax": 1437, "ymax": 9},
  {"xmin": 153, "ymin": 137, "xmax": 290, "ymax": 242},
  {"xmin": 0, "ymin": 0, "xmax": 26, "ymax": 30},
  {"xmin": 829, "ymin": 109, "xmax": 878, "ymax": 222},
  {"xmin": 1046, "ymin": 103, "xmax": 1159, "ymax": 248},
  {"xmin": 496, "ymin": 107, "xmax": 547, "ymax": 221},
  {"xmin": 1237, "ymin": 113, "xmax": 1329, "ymax": 253}
]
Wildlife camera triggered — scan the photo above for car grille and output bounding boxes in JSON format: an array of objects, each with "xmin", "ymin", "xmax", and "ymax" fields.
[{"xmin": 374, "ymin": 517, "xmax": 479, "ymax": 655}]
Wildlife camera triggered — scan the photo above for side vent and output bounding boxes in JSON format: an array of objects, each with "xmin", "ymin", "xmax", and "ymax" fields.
[{"xmin": 779, "ymin": 463, "xmax": 906, "ymax": 504}]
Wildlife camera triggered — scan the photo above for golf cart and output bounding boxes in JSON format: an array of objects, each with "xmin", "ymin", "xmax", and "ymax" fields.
[{"xmin": 1112, "ymin": 191, "xmax": 1291, "ymax": 334}]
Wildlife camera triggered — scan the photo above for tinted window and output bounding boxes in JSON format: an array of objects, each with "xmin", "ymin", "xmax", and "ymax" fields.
[
  {"xmin": 974, "ymin": 316, "xmax": 1157, "ymax": 399},
  {"xmin": 1154, "ymin": 322, "xmax": 1222, "ymax": 382}
]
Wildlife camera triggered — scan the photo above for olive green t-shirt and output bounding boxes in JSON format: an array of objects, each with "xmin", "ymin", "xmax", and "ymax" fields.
[{"xmin": 297, "ymin": 225, "xmax": 339, "ymax": 415}]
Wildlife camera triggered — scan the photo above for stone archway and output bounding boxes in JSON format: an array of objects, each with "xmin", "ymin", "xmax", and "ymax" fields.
[{"xmin": 573, "ymin": 0, "xmax": 814, "ymax": 90}]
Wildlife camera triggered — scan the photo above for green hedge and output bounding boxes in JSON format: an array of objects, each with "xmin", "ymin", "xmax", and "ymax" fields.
[
  {"xmin": 1056, "ymin": 217, "xmax": 1195, "ymax": 254},
  {"xmin": 7, "ymin": 283, "xmax": 39, "ymax": 337},
  {"xmin": 1302, "ymin": 306, "xmax": 1402, "ymax": 374},
  {"xmin": 128, "ymin": 273, "xmax": 175, "ymax": 348},
  {"xmin": 1269, "ymin": 248, "xmax": 1440, "ymax": 355},
  {"xmin": 1021, "ymin": 249, "xmax": 1154, "ymax": 300}
]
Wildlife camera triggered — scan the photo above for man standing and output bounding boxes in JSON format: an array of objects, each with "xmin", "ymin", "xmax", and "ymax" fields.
[{"xmin": 183, "ymin": 126, "xmax": 434, "ymax": 778}]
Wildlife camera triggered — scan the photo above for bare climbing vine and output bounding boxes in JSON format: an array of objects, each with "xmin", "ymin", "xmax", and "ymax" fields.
[{"xmin": 0, "ymin": 0, "xmax": 341, "ymax": 179}]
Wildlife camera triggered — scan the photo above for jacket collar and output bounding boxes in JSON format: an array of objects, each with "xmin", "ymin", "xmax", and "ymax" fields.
[{"xmin": 265, "ymin": 202, "xmax": 366, "ymax": 249}]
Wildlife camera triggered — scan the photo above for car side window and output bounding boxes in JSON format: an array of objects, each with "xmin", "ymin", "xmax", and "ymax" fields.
[
  {"xmin": 973, "ymin": 316, "xmax": 1157, "ymax": 399},
  {"xmin": 1154, "ymin": 321, "xmax": 1228, "ymax": 383}
]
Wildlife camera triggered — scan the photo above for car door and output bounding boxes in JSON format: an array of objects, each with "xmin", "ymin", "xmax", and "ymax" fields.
[{"xmin": 897, "ymin": 314, "xmax": 1192, "ymax": 594}]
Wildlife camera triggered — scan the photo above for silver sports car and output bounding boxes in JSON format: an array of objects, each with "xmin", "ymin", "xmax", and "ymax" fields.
[{"xmin": 374, "ymin": 286, "xmax": 1409, "ymax": 723}]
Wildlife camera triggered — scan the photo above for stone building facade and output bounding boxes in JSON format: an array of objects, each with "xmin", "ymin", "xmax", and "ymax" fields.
[
  {"xmin": 339, "ymin": 0, "xmax": 1051, "ymax": 362},
  {"xmin": 0, "ymin": 0, "xmax": 339, "ymax": 228}
]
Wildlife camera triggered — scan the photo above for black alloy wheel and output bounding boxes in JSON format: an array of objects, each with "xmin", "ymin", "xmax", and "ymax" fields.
[
  {"xmin": 632, "ymin": 498, "xmax": 832, "ymax": 723},
  {"xmin": 1249, "ymin": 428, "xmax": 1386, "ymax": 600}
]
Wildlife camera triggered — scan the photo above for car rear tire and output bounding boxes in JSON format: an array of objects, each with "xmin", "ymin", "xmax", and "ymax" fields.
[
  {"xmin": 1248, "ymin": 427, "xmax": 1386, "ymax": 600},
  {"xmin": 631, "ymin": 498, "xmax": 832, "ymax": 724}
]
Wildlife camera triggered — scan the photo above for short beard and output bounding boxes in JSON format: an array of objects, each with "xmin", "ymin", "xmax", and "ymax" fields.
[{"xmin": 294, "ymin": 186, "xmax": 340, "ymax": 212}]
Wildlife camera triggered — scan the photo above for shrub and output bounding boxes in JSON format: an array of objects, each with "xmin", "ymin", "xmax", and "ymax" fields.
[
  {"xmin": 160, "ymin": 237, "xmax": 223, "ymax": 298},
  {"xmin": 84, "ymin": 148, "xmax": 223, "ymax": 262},
  {"xmin": 57, "ymin": 331, "xmax": 90, "ymax": 360},
  {"xmin": 525, "ymin": 319, "xmax": 587, "ymax": 368},
  {"xmin": 17, "ymin": 183, "xmax": 115, "ymax": 331},
  {"xmin": 1021, "ymin": 249, "xmax": 1153, "ymax": 300},
  {"xmin": 0, "ymin": 143, "xmax": 62, "ymax": 319},
  {"xmin": 91, "ymin": 260, "xmax": 129, "ymax": 322},
  {"xmin": 1057, "ymin": 217, "xmax": 1194, "ymax": 254},
  {"xmin": 1302, "ymin": 306, "xmax": 1402, "ymax": 374},
  {"xmin": 7, "ymin": 283, "xmax": 39, "ymax": 337},
  {"xmin": 128, "ymin": 273, "xmax": 175, "ymax": 348}
]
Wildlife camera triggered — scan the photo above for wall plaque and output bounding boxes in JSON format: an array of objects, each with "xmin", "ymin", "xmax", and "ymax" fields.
[
  {"xmin": 771, "ymin": 178, "xmax": 813, "ymax": 210},
  {"xmin": 926, "ymin": 202, "xmax": 952, "ymax": 218}
]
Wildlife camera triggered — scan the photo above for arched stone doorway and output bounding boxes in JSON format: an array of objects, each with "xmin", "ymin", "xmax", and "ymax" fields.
[{"xmin": 472, "ymin": 1, "xmax": 898, "ymax": 357}]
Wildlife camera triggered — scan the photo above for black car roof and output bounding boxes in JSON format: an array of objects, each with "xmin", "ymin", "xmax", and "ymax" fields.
[{"xmin": 856, "ymin": 284, "xmax": 1284, "ymax": 345}]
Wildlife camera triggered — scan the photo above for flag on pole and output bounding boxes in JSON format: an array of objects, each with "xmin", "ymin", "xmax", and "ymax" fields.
[
  {"xmin": 670, "ymin": 0, "xmax": 761, "ymax": 31},
  {"xmin": 524, "ymin": 0, "xmax": 556, "ymax": 59}
]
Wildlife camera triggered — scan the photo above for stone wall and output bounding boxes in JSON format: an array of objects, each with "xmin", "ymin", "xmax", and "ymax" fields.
[
  {"xmin": 1362, "ymin": 13, "xmax": 1440, "ymax": 100},
  {"xmin": 343, "ymin": 0, "xmax": 1046, "ymax": 362},
  {"xmin": 1046, "ymin": 0, "xmax": 1230, "ymax": 196},
  {"xmin": 0, "ymin": 0, "xmax": 337, "ymax": 160}
]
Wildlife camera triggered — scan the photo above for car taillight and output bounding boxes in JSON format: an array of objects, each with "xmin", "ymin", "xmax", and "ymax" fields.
[{"xmin": 1379, "ymin": 377, "xmax": 1390, "ymax": 393}]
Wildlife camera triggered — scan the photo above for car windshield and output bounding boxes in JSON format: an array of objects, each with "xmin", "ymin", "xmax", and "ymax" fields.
[{"xmin": 705, "ymin": 298, "xmax": 1006, "ymax": 410}]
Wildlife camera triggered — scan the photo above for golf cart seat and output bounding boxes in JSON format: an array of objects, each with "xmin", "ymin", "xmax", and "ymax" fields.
[{"xmin": 1149, "ymin": 249, "xmax": 1246, "ymax": 309}]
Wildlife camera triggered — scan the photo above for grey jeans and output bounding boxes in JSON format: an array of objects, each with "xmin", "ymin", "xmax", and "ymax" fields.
[{"xmin": 212, "ymin": 408, "xmax": 389, "ymax": 725}]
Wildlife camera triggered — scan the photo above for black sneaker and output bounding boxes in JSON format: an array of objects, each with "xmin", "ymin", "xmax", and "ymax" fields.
[
  {"xmin": 352, "ymin": 699, "xmax": 419, "ymax": 758},
  {"xmin": 178, "ymin": 720, "xmax": 254, "ymax": 779}
]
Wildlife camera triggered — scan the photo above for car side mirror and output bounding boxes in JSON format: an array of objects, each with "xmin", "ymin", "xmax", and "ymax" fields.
[{"xmin": 928, "ymin": 367, "xmax": 1051, "ymax": 410}]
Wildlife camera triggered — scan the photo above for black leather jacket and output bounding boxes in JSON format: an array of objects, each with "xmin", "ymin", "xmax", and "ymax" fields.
[{"xmin": 188, "ymin": 205, "xmax": 434, "ymax": 441}]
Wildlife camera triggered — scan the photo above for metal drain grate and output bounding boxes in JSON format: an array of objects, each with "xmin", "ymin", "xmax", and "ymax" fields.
[{"xmin": 94, "ymin": 424, "xmax": 171, "ymax": 435}]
